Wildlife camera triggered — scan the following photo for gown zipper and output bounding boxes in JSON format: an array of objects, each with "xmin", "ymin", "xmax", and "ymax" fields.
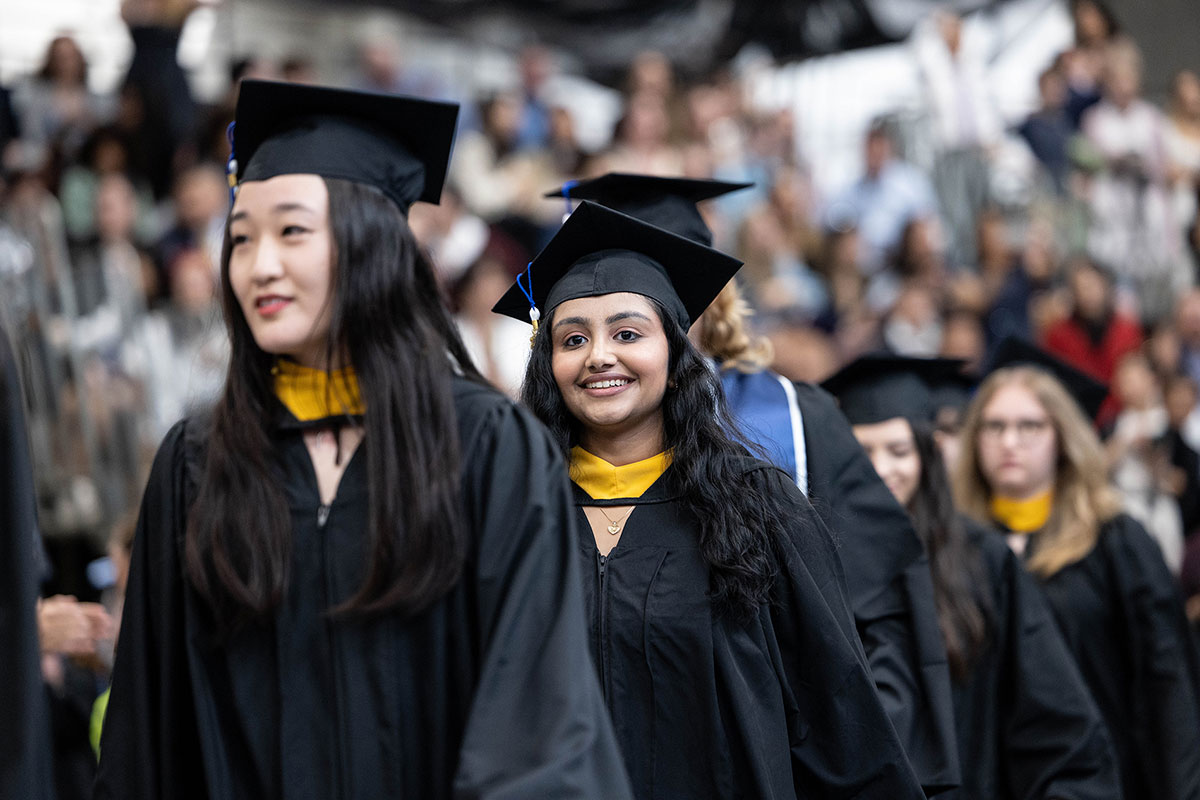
[{"xmin": 597, "ymin": 551, "xmax": 611, "ymax": 701}]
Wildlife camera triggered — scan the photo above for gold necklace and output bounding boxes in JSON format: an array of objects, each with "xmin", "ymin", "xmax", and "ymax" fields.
[{"xmin": 595, "ymin": 505, "xmax": 635, "ymax": 535}]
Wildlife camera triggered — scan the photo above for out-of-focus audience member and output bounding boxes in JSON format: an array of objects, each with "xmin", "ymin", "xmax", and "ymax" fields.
[
  {"xmin": 58, "ymin": 125, "xmax": 156, "ymax": 245},
  {"xmin": 915, "ymin": 10, "xmax": 1001, "ymax": 266},
  {"xmin": 1019, "ymin": 66, "xmax": 1075, "ymax": 194},
  {"xmin": 1061, "ymin": 0, "xmax": 1121, "ymax": 128},
  {"xmin": 1041, "ymin": 256, "xmax": 1142, "ymax": 423},
  {"xmin": 119, "ymin": 0, "xmax": 203, "ymax": 198},
  {"xmin": 12, "ymin": 35, "xmax": 114, "ymax": 167},
  {"xmin": 1162, "ymin": 373, "xmax": 1200, "ymax": 537},
  {"xmin": 1081, "ymin": 40, "xmax": 1186, "ymax": 321},
  {"xmin": 826, "ymin": 118, "xmax": 941, "ymax": 275},
  {"xmin": 1165, "ymin": 70, "xmax": 1200, "ymax": 246},
  {"xmin": 1106, "ymin": 352, "xmax": 1184, "ymax": 573},
  {"xmin": 153, "ymin": 163, "xmax": 227, "ymax": 300},
  {"xmin": 451, "ymin": 250, "xmax": 530, "ymax": 399}
]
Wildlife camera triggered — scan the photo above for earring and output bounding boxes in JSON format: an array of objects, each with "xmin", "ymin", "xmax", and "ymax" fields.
[{"xmin": 667, "ymin": 379, "xmax": 677, "ymax": 391}]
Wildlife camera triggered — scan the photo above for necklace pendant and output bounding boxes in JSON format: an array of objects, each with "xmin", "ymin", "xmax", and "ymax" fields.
[{"xmin": 607, "ymin": 523, "xmax": 621, "ymax": 535}]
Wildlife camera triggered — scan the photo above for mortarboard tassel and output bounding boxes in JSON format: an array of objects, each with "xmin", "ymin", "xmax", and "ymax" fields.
[{"xmin": 516, "ymin": 262, "xmax": 539, "ymax": 348}]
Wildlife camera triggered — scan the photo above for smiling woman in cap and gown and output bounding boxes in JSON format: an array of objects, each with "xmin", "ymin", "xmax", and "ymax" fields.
[
  {"xmin": 94, "ymin": 80, "xmax": 632, "ymax": 800},
  {"xmin": 543, "ymin": 173, "xmax": 961, "ymax": 796},
  {"xmin": 953, "ymin": 336, "xmax": 1200, "ymax": 800},
  {"xmin": 493, "ymin": 200, "xmax": 925, "ymax": 799},
  {"xmin": 825, "ymin": 353, "xmax": 1119, "ymax": 800}
]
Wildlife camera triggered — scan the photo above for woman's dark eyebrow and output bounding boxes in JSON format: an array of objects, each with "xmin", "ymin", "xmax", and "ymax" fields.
[
  {"xmin": 552, "ymin": 310, "xmax": 652, "ymax": 331},
  {"xmin": 553, "ymin": 315, "xmax": 588, "ymax": 331},
  {"xmin": 229, "ymin": 202, "xmax": 317, "ymax": 223},
  {"xmin": 607, "ymin": 311, "xmax": 651, "ymax": 324}
]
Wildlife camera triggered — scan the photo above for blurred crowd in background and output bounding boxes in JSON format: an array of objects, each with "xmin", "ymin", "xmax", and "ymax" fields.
[{"xmin": 4, "ymin": 1, "xmax": 1200, "ymax": 795}]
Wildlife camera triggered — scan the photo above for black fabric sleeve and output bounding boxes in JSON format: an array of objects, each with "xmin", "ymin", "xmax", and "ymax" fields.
[
  {"xmin": 453, "ymin": 401, "xmax": 633, "ymax": 800},
  {"xmin": 95, "ymin": 420, "xmax": 207, "ymax": 799},
  {"xmin": 754, "ymin": 465, "xmax": 927, "ymax": 800},
  {"xmin": 994, "ymin": 540, "xmax": 1121, "ymax": 800},
  {"xmin": 795, "ymin": 382, "xmax": 960, "ymax": 794},
  {"xmin": 1107, "ymin": 516, "xmax": 1200, "ymax": 800}
]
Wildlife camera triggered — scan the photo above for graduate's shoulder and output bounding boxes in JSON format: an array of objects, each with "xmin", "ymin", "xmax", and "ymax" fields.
[{"xmin": 451, "ymin": 376, "xmax": 560, "ymax": 464}]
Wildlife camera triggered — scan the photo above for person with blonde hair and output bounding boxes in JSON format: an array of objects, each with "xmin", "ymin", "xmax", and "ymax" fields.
[{"xmin": 953, "ymin": 337, "xmax": 1200, "ymax": 800}]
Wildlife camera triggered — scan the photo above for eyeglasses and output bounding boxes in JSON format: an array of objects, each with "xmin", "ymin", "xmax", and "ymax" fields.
[{"xmin": 978, "ymin": 417, "xmax": 1052, "ymax": 445}]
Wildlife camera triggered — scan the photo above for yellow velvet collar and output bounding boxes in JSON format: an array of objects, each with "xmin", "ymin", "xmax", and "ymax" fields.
[
  {"xmin": 273, "ymin": 360, "xmax": 364, "ymax": 421},
  {"xmin": 990, "ymin": 490, "xmax": 1053, "ymax": 533},
  {"xmin": 571, "ymin": 446, "xmax": 671, "ymax": 500}
]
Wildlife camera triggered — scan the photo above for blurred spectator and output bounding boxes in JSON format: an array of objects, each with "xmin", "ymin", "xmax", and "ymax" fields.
[
  {"xmin": 1107, "ymin": 352, "xmax": 1184, "ymax": 574},
  {"xmin": 882, "ymin": 282, "xmax": 943, "ymax": 356},
  {"xmin": 195, "ymin": 56, "xmax": 279, "ymax": 170},
  {"xmin": 825, "ymin": 119, "xmax": 940, "ymax": 275},
  {"xmin": 971, "ymin": 208, "xmax": 1015, "ymax": 300},
  {"xmin": 449, "ymin": 92, "xmax": 564, "ymax": 253},
  {"xmin": 37, "ymin": 593, "xmax": 113, "ymax": 800},
  {"xmin": 1163, "ymin": 374, "xmax": 1200, "ymax": 537},
  {"xmin": 1018, "ymin": 66, "xmax": 1075, "ymax": 194},
  {"xmin": 452, "ymin": 252, "xmax": 530, "ymax": 399},
  {"xmin": 125, "ymin": 245, "xmax": 227, "ymax": 438},
  {"xmin": 1081, "ymin": 40, "xmax": 1187, "ymax": 321},
  {"xmin": 545, "ymin": 105, "xmax": 588, "ymax": 177},
  {"xmin": 408, "ymin": 186, "xmax": 492, "ymax": 286},
  {"xmin": 1176, "ymin": 288, "xmax": 1200, "ymax": 400},
  {"xmin": 599, "ymin": 90, "xmax": 684, "ymax": 176},
  {"xmin": 1165, "ymin": 70, "xmax": 1200, "ymax": 245},
  {"xmin": 1041, "ymin": 256, "xmax": 1143, "ymax": 422},
  {"xmin": 940, "ymin": 309, "xmax": 987, "ymax": 372},
  {"xmin": 354, "ymin": 28, "xmax": 450, "ymax": 100},
  {"xmin": 737, "ymin": 166, "xmax": 827, "ymax": 316},
  {"xmin": 11, "ymin": 35, "xmax": 114, "ymax": 168},
  {"xmin": 915, "ymin": 11, "xmax": 1001, "ymax": 266},
  {"xmin": 119, "ymin": 0, "xmax": 203, "ymax": 198},
  {"xmin": 153, "ymin": 163, "xmax": 227, "ymax": 301},
  {"xmin": 58, "ymin": 125, "xmax": 156, "ymax": 245},
  {"xmin": 514, "ymin": 45, "xmax": 555, "ymax": 150},
  {"xmin": 985, "ymin": 216, "xmax": 1059, "ymax": 344},
  {"xmin": 1061, "ymin": 0, "xmax": 1121, "ymax": 128}
]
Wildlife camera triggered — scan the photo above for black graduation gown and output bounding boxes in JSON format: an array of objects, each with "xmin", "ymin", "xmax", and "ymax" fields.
[
  {"xmin": 793, "ymin": 382, "xmax": 959, "ymax": 794},
  {"xmin": 1016, "ymin": 513, "xmax": 1200, "ymax": 800},
  {"xmin": 947, "ymin": 517, "xmax": 1119, "ymax": 800},
  {"xmin": 95, "ymin": 377, "xmax": 633, "ymax": 800},
  {"xmin": 574, "ymin": 457, "xmax": 926, "ymax": 800},
  {"xmin": 0, "ymin": 326, "xmax": 56, "ymax": 800}
]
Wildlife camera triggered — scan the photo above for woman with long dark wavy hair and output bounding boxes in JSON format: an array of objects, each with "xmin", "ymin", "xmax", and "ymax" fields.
[
  {"xmin": 825, "ymin": 355, "xmax": 1119, "ymax": 800},
  {"xmin": 493, "ymin": 200, "xmax": 924, "ymax": 800},
  {"xmin": 94, "ymin": 80, "xmax": 632, "ymax": 800}
]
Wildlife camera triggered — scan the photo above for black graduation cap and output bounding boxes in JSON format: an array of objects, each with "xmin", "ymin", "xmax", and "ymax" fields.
[
  {"xmin": 822, "ymin": 354, "xmax": 969, "ymax": 426},
  {"xmin": 544, "ymin": 173, "xmax": 753, "ymax": 246},
  {"xmin": 984, "ymin": 336, "xmax": 1108, "ymax": 420},
  {"xmin": 491, "ymin": 200, "xmax": 743, "ymax": 331},
  {"xmin": 230, "ymin": 79, "xmax": 459, "ymax": 212}
]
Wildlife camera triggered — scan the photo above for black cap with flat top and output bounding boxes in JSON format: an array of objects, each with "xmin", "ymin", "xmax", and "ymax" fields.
[
  {"xmin": 491, "ymin": 200, "xmax": 743, "ymax": 331},
  {"xmin": 230, "ymin": 79, "xmax": 459, "ymax": 212},
  {"xmin": 822, "ymin": 355, "xmax": 970, "ymax": 426},
  {"xmin": 545, "ymin": 173, "xmax": 753, "ymax": 246},
  {"xmin": 983, "ymin": 336, "xmax": 1108, "ymax": 420}
]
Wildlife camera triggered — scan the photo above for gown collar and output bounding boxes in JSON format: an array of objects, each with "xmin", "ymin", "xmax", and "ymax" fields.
[
  {"xmin": 990, "ymin": 489, "xmax": 1053, "ymax": 534},
  {"xmin": 570, "ymin": 446, "xmax": 672, "ymax": 501}
]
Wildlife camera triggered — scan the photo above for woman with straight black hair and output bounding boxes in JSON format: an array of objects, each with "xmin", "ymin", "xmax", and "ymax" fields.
[
  {"xmin": 95, "ymin": 80, "xmax": 632, "ymax": 800},
  {"xmin": 493, "ymin": 200, "xmax": 924, "ymax": 800},
  {"xmin": 825, "ymin": 355, "xmax": 1119, "ymax": 800}
]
